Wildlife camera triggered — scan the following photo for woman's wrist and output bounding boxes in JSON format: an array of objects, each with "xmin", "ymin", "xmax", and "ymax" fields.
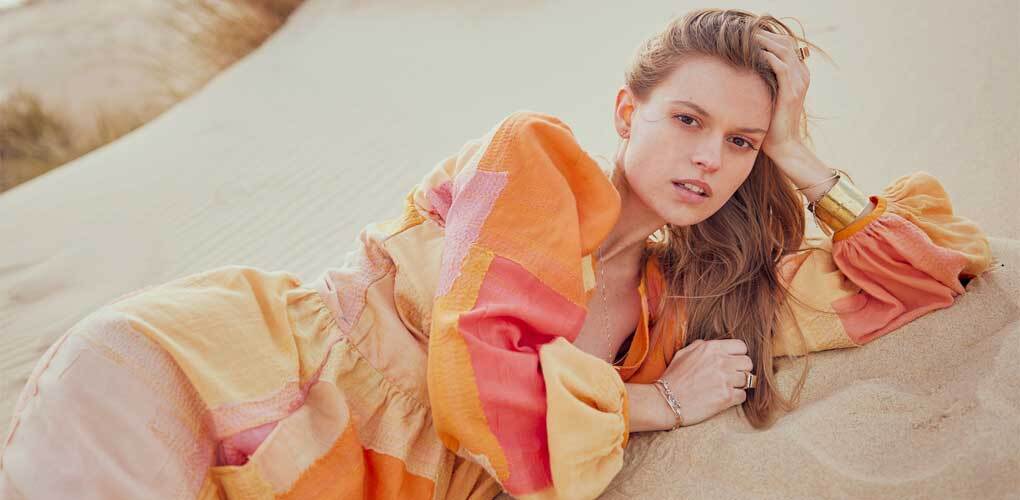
[
  {"xmin": 769, "ymin": 142, "xmax": 847, "ymax": 204},
  {"xmin": 624, "ymin": 383, "xmax": 678, "ymax": 432},
  {"xmin": 769, "ymin": 143, "xmax": 876, "ymax": 234}
]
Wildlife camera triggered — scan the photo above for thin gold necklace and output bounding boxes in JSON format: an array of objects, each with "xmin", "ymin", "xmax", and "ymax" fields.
[{"xmin": 596, "ymin": 244, "xmax": 616, "ymax": 365}]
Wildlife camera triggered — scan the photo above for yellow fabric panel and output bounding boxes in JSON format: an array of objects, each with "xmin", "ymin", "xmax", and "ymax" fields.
[
  {"xmin": 539, "ymin": 337, "xmax": 628, "ymax": 500},
  {"xmin": 197, "ymin": 474, "xmax": 225, "ymax": 500},
  {"xmin": 773, "ymin": 236, "xmax": 861, "ymax": 357},
  {"xmin": 211, "ymin": 458, "xmax": 275, "ymax": 500},
  {"xmin": 108, "ymin": 266, "xmax": 326, "ymax": 409}
]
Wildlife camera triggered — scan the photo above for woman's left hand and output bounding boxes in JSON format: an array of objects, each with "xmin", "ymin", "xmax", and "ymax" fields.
[{"xmin": 755, "ymin": 30, "xmax": 811, "ymax": 162}]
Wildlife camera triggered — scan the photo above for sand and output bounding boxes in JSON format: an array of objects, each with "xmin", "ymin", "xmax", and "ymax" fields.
[{"xmin": 1, "ymin": 0, "xmax": 1017, "ymax": 497}]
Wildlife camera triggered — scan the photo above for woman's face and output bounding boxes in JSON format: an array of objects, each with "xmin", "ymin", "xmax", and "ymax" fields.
[{"xmin": 614, "ymin": 54, "xmax": 773, "ymax": 227}]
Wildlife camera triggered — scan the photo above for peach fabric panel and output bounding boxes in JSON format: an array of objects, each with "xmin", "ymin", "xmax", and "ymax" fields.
[
  {"xmin": 830, "ymin": 213, "xmax": 972, "ymax": 344},
  {"xmin": 324, "ymin": 336, "xmax": 446, "ymax": 483},
  {"xmin": 881, "ymin": 171, "xmax": 993, "ymax": 277},
  {"xmin": 333, "ymin": 269, "xmax": 431, "ymax": 404},
  {"xmin": 384, "ymin": 220, "xmax": 445, "ymax": 343}
]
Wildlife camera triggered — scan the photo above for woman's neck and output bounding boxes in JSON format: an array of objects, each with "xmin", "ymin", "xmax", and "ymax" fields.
[{"xmin": 597, "ymin": 166, "xmax": 665, "ymax": 276}]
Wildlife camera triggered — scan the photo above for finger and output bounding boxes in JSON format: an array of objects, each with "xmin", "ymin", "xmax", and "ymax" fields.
[
  {"xmin": 760, "ymin": 49, "xmax": 789, "ymax": 79},
  {"xmin": 757, "ymin": 29, "xmax": 799, "ymax": 52},
  {"xmin": 724, "ymin": 354, "xmax": 754, "ymax": 373},
  {"xmin": 675, "ymin": 338, "xmax": 704, "ymax": 357},
  {"xmin": 731, "ymin": 388, "xmax": 748, "ymax": 405},
  {"xmin": 760, "ymin": 50, "xmax": 796, "ymax": 98},
  {"xmin": 755, "ymin": 32, "xmax": 797, "ymax": 65},
  {"xmin": 757, "ymin": 33, "xmax": 809, "ymax": 87},
  {"xmin": 716, "ymin": 338, "xmax": 747, "ymax": 355},
  {"xmin": 730, "ymin": 370, "xmax": 750, "ymax": 388},
  {"xmin": 763, "ymin": 49, "xmax": 811, "ymax": 108}
]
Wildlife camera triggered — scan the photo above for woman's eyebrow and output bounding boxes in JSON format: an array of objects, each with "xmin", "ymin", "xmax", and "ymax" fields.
[{"xmin": 667, "ymin": 98, "xmax": 768, "ymax": 135}]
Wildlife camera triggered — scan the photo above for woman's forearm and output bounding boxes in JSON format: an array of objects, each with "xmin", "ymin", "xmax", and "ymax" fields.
[{"xmin": 625, "ymin": 383, "xmax": 676, "ymax": 433}]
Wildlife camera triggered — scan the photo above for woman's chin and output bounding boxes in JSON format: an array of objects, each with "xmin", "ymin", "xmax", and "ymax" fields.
[{"xmin": 661, "ymin": 206, "xmax": 716, "ymax": 228}]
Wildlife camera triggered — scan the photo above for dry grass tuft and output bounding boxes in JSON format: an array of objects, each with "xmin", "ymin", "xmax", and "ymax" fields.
[
  {"xmin": 0, "ymin": 90, "xmax": 74, "ymax": 191},
  {"xmin": 0, "ymin": 0, "xmax": 304, "ymax": 193}
]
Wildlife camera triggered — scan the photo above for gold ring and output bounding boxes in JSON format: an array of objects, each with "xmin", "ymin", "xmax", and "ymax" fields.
[
  {"xmin": 743, "ymin": 372, "xmax": 757, "ymax": 390},
  {"xmin": 797, "ymin": 46, "xmax": 810, "ymax": 61}
]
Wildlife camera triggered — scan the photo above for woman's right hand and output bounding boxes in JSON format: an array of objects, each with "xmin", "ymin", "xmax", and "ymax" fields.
[{"xmin": 659, "ymin": 338, "xmax": 754, "ymax": 427}]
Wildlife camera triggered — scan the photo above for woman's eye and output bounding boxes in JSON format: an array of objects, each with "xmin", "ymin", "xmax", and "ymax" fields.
[
  {"xmin": 732, "ymin": 137, "xmax": 753, "ymax": 149},
  {"xmin": 674, "ymin": 114, "xmax": 697, "ymax": 126}
]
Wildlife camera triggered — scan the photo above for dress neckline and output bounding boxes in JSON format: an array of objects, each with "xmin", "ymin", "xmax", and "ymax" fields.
[{"xmin": 588, "ymin": 251, "xmax": 656, "ymax": 375}]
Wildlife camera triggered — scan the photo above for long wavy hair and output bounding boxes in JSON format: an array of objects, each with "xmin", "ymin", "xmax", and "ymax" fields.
[{"xmin": 614, "ymin": 8, "xmax": 832, "ymax": 428}]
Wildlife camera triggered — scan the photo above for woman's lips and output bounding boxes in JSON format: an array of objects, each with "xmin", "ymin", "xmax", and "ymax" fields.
[
  {"xmin": 672, "ymin": 178, "xmax": 712, "ymax": 197},
  {"xmin": 672, "ymin": 181, "xmax": 710, "ymax": 204}
]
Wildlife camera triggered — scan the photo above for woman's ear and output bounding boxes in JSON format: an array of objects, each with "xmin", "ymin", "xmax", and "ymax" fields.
[{"xmin": 614, "ymin": 86, "xmax": 635, "ymax": 138}]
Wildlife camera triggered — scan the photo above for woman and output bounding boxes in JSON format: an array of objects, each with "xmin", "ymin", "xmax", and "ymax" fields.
[{"xmin": 0, "ymin": 8, "xmax": 992, "ymax": 500}]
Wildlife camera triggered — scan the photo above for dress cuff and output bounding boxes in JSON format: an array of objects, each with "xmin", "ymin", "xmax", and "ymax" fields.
[{"xmin": 539, "ymin": 337, "xmax": 628, "ymax": 499}]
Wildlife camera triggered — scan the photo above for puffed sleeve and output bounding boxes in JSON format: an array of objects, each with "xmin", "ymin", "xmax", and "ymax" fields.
[
  {"xmin": 773, "ymin": 171, "xmax": 994, "ymax": 357},
  {"xmin": 419, "ymin": 110, "xmax": 630, "ymax": 499}
]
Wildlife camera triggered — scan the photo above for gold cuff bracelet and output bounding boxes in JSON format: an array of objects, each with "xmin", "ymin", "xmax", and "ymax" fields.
[{"xmin": 807, "ymin": 172, "xmax": 872, "ymax": 234}]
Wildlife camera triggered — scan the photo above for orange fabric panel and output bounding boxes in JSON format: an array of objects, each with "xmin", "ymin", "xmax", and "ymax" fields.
[
  {"xmin": 215, "ymin": 373, "xmax": 438, "ymax": 500},
  {"xmin": 278, "ymin": 420, "xmax": 366, "ymax": 499},
  {"xmin": 363, "ymin": 450, "xmax": 437, "ymax": 500}
]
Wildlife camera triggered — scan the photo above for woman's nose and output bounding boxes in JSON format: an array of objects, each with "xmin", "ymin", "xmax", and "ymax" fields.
[{"xmin": 690, "ymin": 138, "xmax": 722, "ymax": 173}]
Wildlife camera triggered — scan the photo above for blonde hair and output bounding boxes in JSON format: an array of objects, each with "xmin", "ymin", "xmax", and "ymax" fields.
[{"xmin": 620, "ymin": 8, "xmax": 831, "ymax": 428}]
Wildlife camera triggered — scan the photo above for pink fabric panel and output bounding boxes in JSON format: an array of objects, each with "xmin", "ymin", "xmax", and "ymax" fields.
[
  {"xmin": 216, "ymin": 420, "xmax": 279, "ymax": 466},
  {"xmin": 436, "ymin": 169, "xmax": 509, "ymax": 297},
  {"xmin": 456, "ymin": 254, "xmax": 587, "ymax": 495},
  {"xmin": 0, "ymin": 310, "xmax": 215, "ymax": 499},
  {"xmin": 832, "ymin": 212, "xmax": 970, "ymax": 344},
  {"xmin": 425, "ymin": 179, "xmax": 454, "ymax": 227}
]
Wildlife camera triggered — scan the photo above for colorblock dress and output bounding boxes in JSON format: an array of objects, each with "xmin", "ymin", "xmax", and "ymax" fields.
[{"xmin": 0, "ymin": 110, "xmax": 993, "ymax": 500}]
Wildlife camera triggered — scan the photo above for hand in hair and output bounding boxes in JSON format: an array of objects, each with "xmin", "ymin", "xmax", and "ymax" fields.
[
  {"xmin": 754, "ymin": 29, "xmax": 811, "ymax": 159},
  {"xmin": 658, "ymin": 338, "xmax": 754, "ymax": 427}
]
